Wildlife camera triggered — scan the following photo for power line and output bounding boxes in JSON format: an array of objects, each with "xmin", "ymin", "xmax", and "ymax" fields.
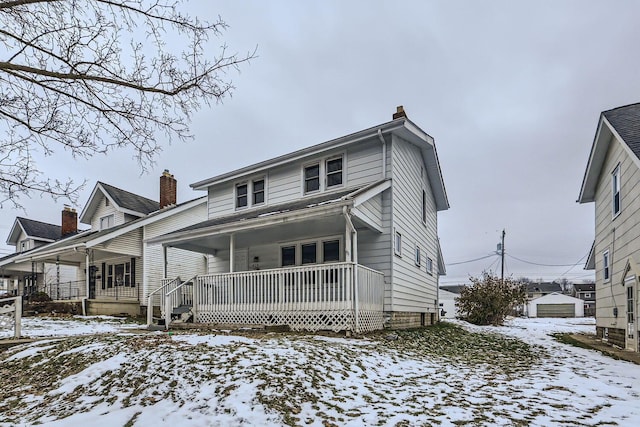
[
  {"xmin": 506, "ymin": 253, "xmax": 585, "ymax": 267},
  {"xmin": 446, "ymin": 253, "xmax": 496, "ymax": 266}
]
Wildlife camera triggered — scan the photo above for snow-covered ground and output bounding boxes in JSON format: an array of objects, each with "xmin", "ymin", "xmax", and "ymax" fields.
[
  {"xmin": 0, "ymin": 315, "xmax": 143, "ymax": 339},
  {"xmin": 1, "ymin": 316, "xmax": 639, "ymax": 426}
]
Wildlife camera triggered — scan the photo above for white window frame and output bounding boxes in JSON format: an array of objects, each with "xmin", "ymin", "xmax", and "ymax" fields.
[
  {"xmin": 325, "ymin": 155, "xmax": 344, "ymax": 189},
  {"xmin": 303, "ymin": 162, "xmax": 321, "ymax": 194},
  {"xmin": 99, "ymin": 214, "xmax": 114, "ymax": 230},
  {"xmin": 252, "ymin": 177, "xmax": 266, "ymax": 206},
  {"xmin": 612, "ymin": 165, "xmax": 621, "ymax": 218},
  {"xmin": 394, "ymin": 229, "xmax": 402, "ymax": 257},
  {"xmin": 19, "ymin": 239, "xmax": 29, "ymax": 252},
  {"xmin": 427, "ymin": 257, "xmax": 434, "ymax": 275},
  {"xmin": 415, "ymin": 245, "xmax": 421, "ymax": 266},
  {"xmin": 603, "ymin": 250, "xmax": 610, "ymax": 281},
  {"xmin": 235, "ymin": 182, "xmax": 248, "ymax": 209},
  {"xmin": 235, "ymin": 176, "xmax": 267, "ymax": 210}
]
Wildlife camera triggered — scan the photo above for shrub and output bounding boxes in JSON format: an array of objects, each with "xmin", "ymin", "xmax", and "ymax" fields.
[{"xmin": 456, "ymin": 273, "xmax": 527, "ymax": 326}]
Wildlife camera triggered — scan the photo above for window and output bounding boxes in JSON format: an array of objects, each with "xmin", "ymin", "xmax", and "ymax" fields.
[
  {"xmin": 612, "ymin": 165, "xmax": 621, "ymax": 216},
  {"xmin": 19, "ymin": 240, "xmax": 28, "ymax": 252},
  {"xmin": 106, "ymin": 262, "xmax": 132, "ymax": 288},
  {"xmin": 603, "ymin": 251, "xmax": 610, "ymax": 281},
  {"xmin": 326, "ymin": 157, "xmax": 343, "ymax": 188},
  {"xmin": 422, "ymin": 190, "xmax": 427, "ymax": 224},
  {"xmin": 627, "ymin": 285, "xmax": 634, "ymax": 326},
  {"xmin": 394, "ymin": 230, "xmax": 402, "ymax": 256},
  {"xmin": 301, "ymin": 243, "xmax": 317, "ymax": 265},
  {"xmin": 253, "ymin": 179, "xmax": 265, "ymax": 205},
  {"xmin": 236, "ymin": 183, "xmax": 248, "ymax": 208},
  {"xmin": 105, "ymin": 198, "xmax": 110, "ymax": 206},
  {"xmin": 100, "ymin": 214, "xmax": 114, "ymax": 230},
  {"xmin": 281, "ymin": 246, "xmax": 296, "ymax": 266},
  {"xmin": 323, "ymin": 240, "xmax": 340, "ymax": 262},
  {"xmin": 304, "ymin": 164, "xmax": 320, "ymax": 193},
  {"xmin": 415, "ymin": 246, "xmax": 421, "ymax": 266},
  {"xmin": 585, "ymin": 293, "xmax": 592, "ymax": 298},
  {"xmin": 427, "ymin": 257, "xmax": 434, "ymax": 275}
]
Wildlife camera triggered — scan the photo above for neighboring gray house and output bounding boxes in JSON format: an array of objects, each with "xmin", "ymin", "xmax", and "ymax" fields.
[
  {"xmin": 0, "ymin": 215, "xmax": 77, "ymax": 297},
  {"xmin": 573, "ymin": 282, "xmax": 596, "ymax": 317},
  {"xmin": 149, "ymin": 106, "xmax": 449, "ymax": 332},
  {"xmin": 525, "ymin": 282, "xmax": 563, "ymax": 300},
  {"xmin": 579, "ymin": 103, "xmax": 640, "ymax": 352},
  {"xmin": 16, "ymin": 171, "xmax": 207, "ymax": 315}
]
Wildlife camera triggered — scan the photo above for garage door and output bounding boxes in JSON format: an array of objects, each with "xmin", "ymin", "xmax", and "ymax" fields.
[{"xmin": 536, "ymin": 303, "xmax": 575, "ymax": 318}]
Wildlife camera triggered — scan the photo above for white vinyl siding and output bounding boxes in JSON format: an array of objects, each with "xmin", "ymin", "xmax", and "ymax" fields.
[
  {"xmin": 390, "ymin": 135, "xmax": 439, "ymax": 313},
  {"xmin": 351, "ymin": 194, "xmax": 384, "ymax": 232},
  {"xmin": 93, "ymin": 229, "xmax": 143, "ymax": 257},
  {"xmin": 593, "ymin": 132, "xmax": 640, "ymax": 332},
  {"xmin": 143, "ymin": 202, "xmax": 207, "ymax": 300},
  {"xmin": 205, "ymin": 139, "xmax": 384, "ymax": 217}
]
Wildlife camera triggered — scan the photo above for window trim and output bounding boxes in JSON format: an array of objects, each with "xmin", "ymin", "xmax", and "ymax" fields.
[
  {"xmin": 279, "ymin": 235, "xmax": 343, "ymax": 267},
  {"xmin": 603, "ymin": 250, "xmax": 610, "ymax": 281},
  {"xmin": 427, "ymin": 257, "xmax": 434, "ymax": 275},
  {"xmin": 612, "ymin": 164, "xmax": 621, "ymax": 218},
  {"xmin": 234, "ymin": 176, "xmax": 267, "ymax": 210},
  {"xmin": 303, "ymin": 162, "xmax": 321, "ymax": 194},
  {"xmin": 415, "ymin": 245, "xmax": 421, "ymax": 266},
  {"xmin": 235, "ymin": 182, "xmax": 248, "ymax": 209},
  {"xmin": 99, "ymin": 214, "xmax": 114, "ymax": 230},
  {"xmin": 252, "ymin": 177, "xmax": 266, "ymax": 206},
  {"xmin": 394, "ymin": 229, "xmax": 402, "ymax": 257}
]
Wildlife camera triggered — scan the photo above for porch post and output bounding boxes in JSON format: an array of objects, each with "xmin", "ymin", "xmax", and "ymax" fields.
[
  {"xmin": 345, "ymin": 222, "xmax": 352, "ymax": 263},
  {"xmin": 163, "ymin": 245, "xmax": 168, "ymax": 278},
  {"xmin": 85, "ymin": 250, "xmax": 90, "ymax": 299},
  {"xmin": 229, "ymin": 233, "xmax": 235, "ymax": 273}
]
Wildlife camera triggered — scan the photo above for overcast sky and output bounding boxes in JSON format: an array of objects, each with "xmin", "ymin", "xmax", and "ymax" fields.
[{"xmin": 4, "ymin": 0, "xmax": 640, "ymax": 285}]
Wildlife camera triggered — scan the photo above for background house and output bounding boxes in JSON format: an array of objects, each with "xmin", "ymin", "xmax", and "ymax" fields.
[
  {"xmin": 572, "ymin": 282, "xmax": 596, "ymax": 317},
  {"xmin": 525, "ymin": 281, "xmax": 563, "ymax": 300},
  {"xmin": 579, "ymin": 103, "xmax": 640, "ymax": 352},
  {"xmin": 526, "ymin": 292, "xmax": 585, "ymax": 318}
]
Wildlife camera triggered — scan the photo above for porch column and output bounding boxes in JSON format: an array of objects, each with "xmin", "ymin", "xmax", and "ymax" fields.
[
  {"xmin": 345, "ymin": 222, "xmax": 352, "ymax": 262},
  {"xmin": 85, "ymin": 250, "xmax": 90, "ymax": 299},
  {"xmin": 229, "ymin": 233, "xmax": 235, "ymax": 273},
  {"xmin": 163, "ymin": 245, "xmax": 168, "ymax": 278}
]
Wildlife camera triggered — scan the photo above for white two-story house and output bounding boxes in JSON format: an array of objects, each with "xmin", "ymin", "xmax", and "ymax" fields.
[
  {"xmin": 149, "ymin": 107, "xmax": 449, "ymax": 332},
  {"xmin": 579, "ymin": 103, "xmax": 640, "ymax": 352}
]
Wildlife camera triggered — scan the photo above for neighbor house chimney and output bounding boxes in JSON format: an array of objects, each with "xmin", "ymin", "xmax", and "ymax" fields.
[
  {"xmin": 61, "ymin": 206, "xmax": 78, "ymax": 237},
  {"xmin": 160, "ymin": 169, "xmax": 177, "ymax": 209},
  {"xmin": 392, "ymin": 105, "xmax": 407, "ymax": 120}
]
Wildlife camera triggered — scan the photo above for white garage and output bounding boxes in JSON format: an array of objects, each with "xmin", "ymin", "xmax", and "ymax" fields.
[
  {"xmin": 527, "ymin": 292, "xmax": 585, "ymax": 318},
  {"xmin": 438, "ymin": 289, "xmax": 460, "ymax": 319}
]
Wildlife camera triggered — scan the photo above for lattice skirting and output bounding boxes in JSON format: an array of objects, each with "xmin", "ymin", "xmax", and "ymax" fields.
[{"xmin": 195, "ymin": 309, "xmax": 383, "ymax": 333}]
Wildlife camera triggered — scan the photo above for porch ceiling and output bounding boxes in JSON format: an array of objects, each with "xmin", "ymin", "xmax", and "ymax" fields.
[{"xmin": 168, "ymin": 212, "xmax": 347, "ymax": 254}]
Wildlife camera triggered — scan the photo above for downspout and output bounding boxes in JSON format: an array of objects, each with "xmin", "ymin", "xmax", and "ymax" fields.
[
  {"xmin": 343, "ymin": 206, "xmax": 359, "ymax": 333},
  {"xmin": 378, "ymin": 129, "xmax": 386, "ymax": 180}
]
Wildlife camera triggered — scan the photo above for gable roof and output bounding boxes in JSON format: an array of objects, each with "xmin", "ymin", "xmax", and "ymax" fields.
[
  {"xmin": 526, "ymin": 282, "xmax": 562, "ymax": 294},
  {"xmin": 579, "ymin": 103, "xmax": 640, "ymax": 203},
  {"xmin": 573, "ymin": 283, "xmax": 595, "ymax": 292},
  {"xmin": 6, "ymin": 217, "xmax": 61, "ymax": 245},
  {"xmin": 190, "ymin": 116, "xmax": 449, "ymax": 212},
  {"xmin": 79, "ymin": 181, "xmax": 160, "ymax": 224}
]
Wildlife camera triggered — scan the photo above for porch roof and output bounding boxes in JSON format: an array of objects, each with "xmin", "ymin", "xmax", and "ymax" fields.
[{"xmin": 147, "ymin": 185, "xmax": 382, "ymax": 250}]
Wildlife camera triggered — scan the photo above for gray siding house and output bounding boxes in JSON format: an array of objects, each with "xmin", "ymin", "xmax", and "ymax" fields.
[
  {"xmin": 579, "ymin": 103, "xmax": 640, "ymax": 352},
  {"xmin": 15, "ymin": 172, "xmax": 207, "ymax": 315},
  {"xmin": 149, "ymin": 107, "xmax": 449, "ymax": 331}
]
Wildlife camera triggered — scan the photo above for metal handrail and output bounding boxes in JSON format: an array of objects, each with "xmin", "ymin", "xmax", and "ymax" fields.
[
  {"xmin": 146, "ymin": 277, "xmax": 180, "ymax": 326},
  {"xmin": 164, "ymin": 275, "xmax": 198, "ymax": 330}
]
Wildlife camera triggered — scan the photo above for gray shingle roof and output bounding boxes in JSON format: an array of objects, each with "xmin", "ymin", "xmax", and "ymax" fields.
[
  {"xmin": 526, "ymin": 282, "xmax": 562, "ymax": 293},
  {"xmin": 17, "ymin": 217, "xmax": 61, "ymax": 240},
  {"xmin": 573, "ymin": 283, "xmax": 595, "ymax": 292},
  {"xmin": 98, "ymin": 182, "xmax": 159, "ymax": 215},
  {"xmin": 603, "ymin": 103, "xmax": 640, "ymax": 159}
]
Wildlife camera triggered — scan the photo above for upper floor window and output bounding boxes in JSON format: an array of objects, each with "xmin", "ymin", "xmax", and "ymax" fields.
[
  {"xmin": 236, "ymin": 183, "xmax": 248, "ymax": 208},
  {"xmin": 304, "ymin": 164, "xmax": 320, "ymax": 193},
  {"xmin": 415, "ymin": 246, "xmax": 421, "ymax": 266},
  {"xmin": 19, "ymin": 240, "xmax": 28, "ymax": 252},
  {"xmin": 612, "ymin": 165, "xmax": 621, "ymax": 217},
  {"xmin": 326, "ymin": 157, "xmax": 343, "ymax": 188},
  {"xmin": 100, "ymin": 214, "xmax": 114, "ymax": 230},
  {"xmin": 603, "ymin": 250, "xmax": 610, "ymax": 281},
  {"xmin": 427, "ymin": 257, "xmax": 434, "ymax": 275},
  {"xmin": 253, "ymin": 179, "xmax": 265, "ymax": 205}
]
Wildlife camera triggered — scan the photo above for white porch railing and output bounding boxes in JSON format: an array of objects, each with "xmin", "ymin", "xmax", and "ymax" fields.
[
  {"xmin": 164, "ymin": 276, "xmax": 196, "ymax": 330},
  {"xmin": 0, "ymin": 296, "xmax": 22, "ymax": 339},
  {"xmin": 194, "ymin": 262, "xmax": 384, "ymax": 332}
]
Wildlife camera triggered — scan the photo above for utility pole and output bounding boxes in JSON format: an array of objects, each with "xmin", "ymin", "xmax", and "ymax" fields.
[{"xmin": 501, "ymin": 229, "xmax": 506, "ymax": 283}]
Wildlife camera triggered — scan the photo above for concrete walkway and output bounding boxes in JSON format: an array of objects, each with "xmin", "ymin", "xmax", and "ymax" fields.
[{"xmin": 570, "ymin": 333, "xmax": 640, "ymax": 365}]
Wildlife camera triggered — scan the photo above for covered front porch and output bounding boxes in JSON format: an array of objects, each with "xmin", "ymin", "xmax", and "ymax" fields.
[{"xmin": 149, "ymin": 184, "xmax": 389, "ymax": 332}]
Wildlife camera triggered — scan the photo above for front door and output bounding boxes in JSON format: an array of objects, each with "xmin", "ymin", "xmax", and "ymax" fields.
[{"xmin": 234, "ymin": 248, "xmax": 249, "ymax": 272}]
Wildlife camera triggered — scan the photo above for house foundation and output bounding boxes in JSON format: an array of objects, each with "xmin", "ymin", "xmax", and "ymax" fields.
[
  {"xmin": 86, "ymin": 300, "xmax": 141, "ymax": 317},
  {"xmin": 386, "ymin": 311, "xmax": 438, "ymax": 329},
  {"xmin": 597, "ymin": 326, "xmax": 626, "ymax": 349}
]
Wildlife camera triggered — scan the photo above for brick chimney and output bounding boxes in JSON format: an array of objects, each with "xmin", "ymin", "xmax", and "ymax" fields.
[
  {"xmin": 392, "ymin": 105, "xmax": 407, "ymax": 120},
  {"xmin": 61, "ymin": 206, "xmax": 77, "ymax": 237},
  {"xmin": 160, "ymin": 169, "xmax": 177, "ymax": 209}
]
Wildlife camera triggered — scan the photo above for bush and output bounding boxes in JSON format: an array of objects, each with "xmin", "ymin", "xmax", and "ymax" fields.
[
  {"xmin": 28, "ymin": 292, "xmax": 52, "ymax": 303},
  {"xmin": 456, "ymin": 273, "xmax": 527, "ymax": 326}
]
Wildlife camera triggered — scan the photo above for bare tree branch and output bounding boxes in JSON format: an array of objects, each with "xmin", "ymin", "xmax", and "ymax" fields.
[{"xmin": 0, "ymin": 0, "xmax": 256, "ymax": 210}]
